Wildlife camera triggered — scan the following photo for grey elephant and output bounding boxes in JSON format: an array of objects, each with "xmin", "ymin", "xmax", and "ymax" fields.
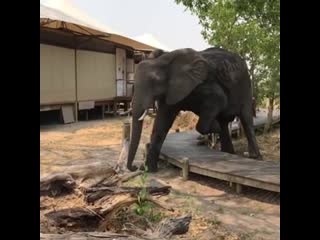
[{"xmin": 127, "ymin": 47, "xmax": 262, "ymax": 172}]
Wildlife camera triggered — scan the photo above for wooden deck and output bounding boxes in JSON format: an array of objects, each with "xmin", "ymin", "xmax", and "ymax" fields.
[
  {"xmin": 159, "ymin": 130, "xmax": 280, "ymax": 193},
  {"xmin": 230, "ymin": 110, "xmax": 280, "ymax": 132}
]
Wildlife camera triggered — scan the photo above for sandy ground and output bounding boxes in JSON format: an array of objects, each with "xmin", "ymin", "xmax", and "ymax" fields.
[{"xmin": 40, "ymin": 113, "xmax": 280, "ymax": 239}]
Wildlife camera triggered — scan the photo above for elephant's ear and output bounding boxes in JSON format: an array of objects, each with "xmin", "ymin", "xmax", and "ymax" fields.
[{"xmin": 165, "ymin": 52, "xmax": 208, "ymax": 105}]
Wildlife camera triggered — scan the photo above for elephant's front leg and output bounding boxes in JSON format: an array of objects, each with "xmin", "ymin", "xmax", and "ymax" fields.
[{"xmin": 145, "ymin": 106, "xmax": 179, "ymax": 172}]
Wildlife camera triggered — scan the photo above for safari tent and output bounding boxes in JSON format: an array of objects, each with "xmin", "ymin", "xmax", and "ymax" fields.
[{"xmin": 40, "ymin": 4, "xmax": 159, "ymax": 123}]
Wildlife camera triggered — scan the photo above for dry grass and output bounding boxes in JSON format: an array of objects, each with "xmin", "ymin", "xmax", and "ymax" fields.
[
  {"xmin": 233, "ymin": 128, "xmax": 280, "ymax": 161},
  {"xmin": 40, "ymin": 112, "xmax": 280, "ymax": 239}
]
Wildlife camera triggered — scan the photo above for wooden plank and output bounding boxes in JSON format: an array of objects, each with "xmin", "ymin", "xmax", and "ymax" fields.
[
  {"xmin": 229, "ymin": 112, "xmax": 280, "ymax": 132},
  {"xmin": 160, "ymin": 130, "xmax": 280, "ymax": 193},
  {"xmin": 162, "ymin": 146, "xmax": 279, "ymax": 183},
  {"xmin": 116, "ymin": 48, "xmax": 126, "ymax": 80},
  {"xmin": 236, "ymin": 183, "xmax": 243, "ymax": 194},
  {"xmin": 116, "ymin": 80, "xmax": 126, "ymax": 97},
  {"xmin": 78, "ymin": 101, "xmax": 95, "ymax": 110},
  {"xmin": 161, "ymin": 153, "xmax": 280, "ymax": 192},
  {"xmin": 126, "ymin": 82, "xmax": 134, "ymax": 97},
  {"xmin": 182, "ymin": 158, "xmax": 189, "ymax": 181},
  {"xmin": 61, "ymin": 105, "xmax": 75, "ymax": 124},
  {"xmin": 40, "ymin": 105, "xmax": 60, "ymax": 112},
  {"xmin": 127, "ymin": 72, "xmax": 135, "ymax": 81},
  {"xmin": 126, "ymin": 58, "xmax": 135, "ymax": 73},
  {"xmin": 76, "ymin": 50, "xmax": 116, "ymax": 101}
]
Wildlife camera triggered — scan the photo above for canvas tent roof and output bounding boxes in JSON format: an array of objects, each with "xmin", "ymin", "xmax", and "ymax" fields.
[
  {"xmin": 40, "ymin": 4, "xmax": 157, "ymax": 52},
  {"xmin": 133, "ymin": 33, "xmax": 172, "ymax": 51}
]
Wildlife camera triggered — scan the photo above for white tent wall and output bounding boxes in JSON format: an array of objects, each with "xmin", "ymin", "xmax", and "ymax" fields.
[
  {"xmin": 40, "ymin": 44, "xmax": 76, "ymax": 104},
  {"xmin": 76, "ymin": 50, "xmax": 116, "ymax": 101}
]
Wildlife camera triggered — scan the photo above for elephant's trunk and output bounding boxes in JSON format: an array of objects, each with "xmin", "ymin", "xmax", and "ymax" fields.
[
  {"xmin": 127, "ymin": 115, "xmax": 143, "ymax": 171},
  {"xmin": 127, "ymin": 94, "xmax": 152, "ymax": 171}
]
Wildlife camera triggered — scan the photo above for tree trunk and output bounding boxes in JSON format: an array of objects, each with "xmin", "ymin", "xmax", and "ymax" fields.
[
  {"xmin": 264, "ymin": 97, "xmax": 274, "ymax": 133},
  {"xmin": 85, "ymin": 186, "xmax": 171, "ymax": 204}
]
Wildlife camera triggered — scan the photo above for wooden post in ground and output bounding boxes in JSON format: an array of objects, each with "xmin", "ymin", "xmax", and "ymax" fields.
[
  {"xmin": 236, "ymin": 183, "xmax": 242, "ymax": 194},
  {"xmin": 116, "ymin": 118, "xmax": 131, "ymax": 171},
  {"xmin": 113, "ymin": 100, "xmax": 117, "ymax": 116},
  {"xmin": 122, "ymin": 118, "xmax": 131, "ymax": 143},
  {"xmin": 182, "ymin": 158, "xmax": 189, "ymax": 181},
  {"xmin": 74, "ymin": 102, "xmax": 78, "ymax": 122},
  {"xmin": 85, "ymin": 110, "xmax": 89, "ymax": 121},
  {"xmin": 101, "ymin": 105, "xmax": 105, "ymax": 119}
]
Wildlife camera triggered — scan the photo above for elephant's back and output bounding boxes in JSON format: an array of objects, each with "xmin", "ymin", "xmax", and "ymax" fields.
[{"xmin": 200, "ymin": 48, "xmax": 250, "ymax": 90}]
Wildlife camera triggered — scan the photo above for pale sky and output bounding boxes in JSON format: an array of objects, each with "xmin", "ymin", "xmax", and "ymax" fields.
[{"xmin": 40, "ymin": 0, "xmax": 211, "ymax": 51}]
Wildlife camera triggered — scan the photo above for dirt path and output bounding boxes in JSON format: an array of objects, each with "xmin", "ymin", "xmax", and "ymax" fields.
[{"xmin": 40, "ymin": 114, "xmax": 280, "ymax": 239}]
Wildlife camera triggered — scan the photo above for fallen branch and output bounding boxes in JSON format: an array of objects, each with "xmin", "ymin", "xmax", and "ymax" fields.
[
  {"xmin": 147, "ymin": 196, "xmax": 174, "ymax": 212},
  {"xmin": 96, "ymin": 193, "xmax": 137, "ymax": 215},
  {"xmin": 40, "ymin": 173, "xmax": 76, "ymax": 197},
  {"xmin": 40, "ymin": 232, "xmax": 142, "ymax": 240},
  {"xmin": 42, "ymin": 163, "xmax": 119, "ymax": 192},
  {"xmin": 117, "ymin": 171, "xmax": 143, "ymax": 184},
  {"xmin": 63, "ymin": 163, "xmax": 116, "ymax": 180},
  {"xmin": 85, "ymin": 186, "xmax": 171, "ymax": 204},
  {"xmin": 45, "ymin": 207, "xmax": 101, "ymax": 231},
  {"xmin": 98, "ymin": 170, "xmax": 143, "ymax": 189}
]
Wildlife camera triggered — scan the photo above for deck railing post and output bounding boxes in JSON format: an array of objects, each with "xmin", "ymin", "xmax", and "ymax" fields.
[{"xmin": 122, "ymin": 118, "xmax": 131, "ymax": 143}]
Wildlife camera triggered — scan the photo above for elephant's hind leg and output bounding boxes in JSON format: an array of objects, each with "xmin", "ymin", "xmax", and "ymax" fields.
[
  {"xmin": 219, "ymin": 120, "xmax": 235, "ymax": 154},
  {"xmin": 239, "ymin": 107, "xmax": 263, "ymax": 160}
]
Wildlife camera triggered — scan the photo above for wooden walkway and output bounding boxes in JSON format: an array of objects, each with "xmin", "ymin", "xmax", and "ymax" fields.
[
  {"xmin": 230, "ymin": 110, "xmax": 280, "ymax": 133},
  {"xmin": 160, "ymin": 130, "xmax": 280, "ymax": 193}
]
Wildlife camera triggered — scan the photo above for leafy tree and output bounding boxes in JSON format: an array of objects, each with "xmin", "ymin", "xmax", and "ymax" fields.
[{"xmin": 175, "ymin": 0, "xmax": 280, "ymax": 131}]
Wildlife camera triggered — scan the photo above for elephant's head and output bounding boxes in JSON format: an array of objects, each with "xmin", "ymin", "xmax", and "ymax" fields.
[{"xmin": 127, "ymin": 48, "xmax": 209, "ymax": 171}]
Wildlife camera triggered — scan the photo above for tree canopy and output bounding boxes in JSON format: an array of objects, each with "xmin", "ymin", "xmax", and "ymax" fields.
[{"xmin": 175, "ymin": 0, "xmax": 280, "ymax": 106}]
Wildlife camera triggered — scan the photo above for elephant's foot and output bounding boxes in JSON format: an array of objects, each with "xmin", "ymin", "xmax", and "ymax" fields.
[
  {"xmin": 197, "ymin": 139, "xmax": 207, "ymax": 145},
  {"xmin": 143, "ymin": 157, "xmax": 158, "ymax": 172},
  {"xmin": 244, "ymin": 152, "xmax": 263, "ymax": 160},
  {"xmin": 127, "ymin": 165, "xmax": 138, "ymax": 172},
  {"xmin": 197, "ymin": 135, "xmax": 205, "ymax": 140},
  {"xmin": 221, "ymin": 147, "xmax": 235, "ymax": 155},
  {"xmin": 145, "ymin": 161, "xmax": 158, "ymax": 172},
  {"xmin": 250, "ymin": 154, "xmax": 263, "ymax": 161}
]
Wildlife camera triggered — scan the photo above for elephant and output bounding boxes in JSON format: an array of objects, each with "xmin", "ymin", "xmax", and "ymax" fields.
[{"xmin": 127, "ymin": 47, "xmax": 262, "ymax": 172}]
